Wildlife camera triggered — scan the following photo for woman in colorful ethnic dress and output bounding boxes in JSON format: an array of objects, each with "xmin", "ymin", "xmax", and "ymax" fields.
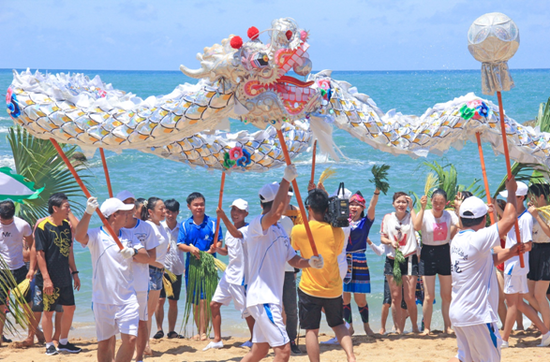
[
  {"xmin": 413, "ymin": 189, "xmax": 458, "ymax": 335},
  {"xmin": 343, "ymin": 190, "xmax": 379, "ymax": 336}
]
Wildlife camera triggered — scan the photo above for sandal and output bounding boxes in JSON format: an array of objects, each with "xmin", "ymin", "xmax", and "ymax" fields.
[
  {"xmin": 167, "ymin": 331, "xmax": 184, "ymax": 339},
  {"xmin": 153, "ymin": 330, "xmax": 164, "ymax": 339}
]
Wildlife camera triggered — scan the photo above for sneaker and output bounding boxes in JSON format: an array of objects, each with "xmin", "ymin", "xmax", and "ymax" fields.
[
  {"xmin": 45, "ymin": 345, "xmax": 58, "ymax": 356},
  {"xmin": 501, "ymin": 340, "xmax": 509, "ymax": 349},
  {"xmin": 321, "ymin": 337, "xmax": 339, "ymax": 345},
  {"xmin": 202, "ymin": 340, "xmax": 223, "ymax": 351},
  {"xmin": 538, "ymin": 331, "xmax": 550, "ymax": 347},
  {"xmin": 290, "ymin": 340, "xmax": 301, "ymax": 354},
  {"xmin": 241, "ymin": 340, "xmax": 253, "ymax": 348},
  {"xmin": 57, "ymin": 341, "xmax": 82, "ymax": 353},
  {"xmin": 2, "ymin": 335, "xmax": 12, "ymax": 343}
]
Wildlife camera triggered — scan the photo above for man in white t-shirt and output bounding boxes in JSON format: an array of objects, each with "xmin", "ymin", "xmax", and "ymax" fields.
[
  {"xmin": 0, "ymin": 200, "xmax": 34, "ymax": 346},
  {"xmin": 240, "ymin": 165, "xmax": 324, "ymax": 362},
  {"xmin": 116, "ymin": 190, "xmax": 158, "ymax": 361},
  {"xmin": 203, "ymin": 198, "xmax": 254, "ymax": 351},
  {"xmin": 156, "ymin": 198, "xmax": 185, "ymax": 339},
  {"xmin": 498, "ymin": 181, "xmax": 550, "ymax": 347},
  {"xmin": 75, "ymin": 197, "xmax": 151, "ymax": 362},
  {"xmin": 448, "ymin": 178, "xmax": 539, "ymax": 362}
]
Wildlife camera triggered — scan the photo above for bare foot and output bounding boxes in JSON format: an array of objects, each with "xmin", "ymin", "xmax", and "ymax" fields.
[
  {"xmin": 192, "ymin": 334, "xmax": 200, "ymax": 341},
  {"xmin": 379, "ymin": 328, "xmax": 386, "ymax": 335},
  {"xmin": 200, "ymin": 333, "xmax": 208, "ymax": 341},
  {"xmin": 144, "ymin": 346, "xmax": 153, "ymax": 356},
  {"xmin": 363, "ymin": 323, "xmax": 375, "ymax": 336},
  {"xmin": 421, "ymin": 329, "xmax": 432, "ymax": 336},
  {"xmin": 412, "ymin": 327, "xmax": 421, "ymax": 334},
  {"xmin": 445, "ymin": 327, "xmax": 455, "ymax": 335}
]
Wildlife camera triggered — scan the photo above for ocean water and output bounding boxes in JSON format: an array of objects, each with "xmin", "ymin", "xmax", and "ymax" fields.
[{"xmin": 1, "ymin": 68, "xmax": 550, "ymax": 338}]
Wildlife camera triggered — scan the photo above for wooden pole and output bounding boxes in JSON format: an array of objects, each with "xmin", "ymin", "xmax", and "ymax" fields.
[
  {"xmin": 496, "ymin": 91, "xmax": 525, "ymax": 268},
  {"xmin": 50, "ymin": 139, "xmax": 124, "ymax": 250},
  {"xmin": 213, "ymin": 172, "xmax": 226, "ymax": 246},
  {"xmin": 475, "ymin": 132, "xmax": 496, "ymax": 225},
  {"xmin": 277, "ymin": 129, "xmax": 319, "ymax": 256},
  {"xmin": 310, "ymin": 140, "xmax": 317, "ymax": 185},
  {"xmin": 99, "ymin": 148, "xmax": 113, "ymax": 198}
]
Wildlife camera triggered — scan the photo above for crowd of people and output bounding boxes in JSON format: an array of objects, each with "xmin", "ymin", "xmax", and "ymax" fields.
[{"xmin": 1, "ymin": 164, "xmax": 550, "ymax": 362}]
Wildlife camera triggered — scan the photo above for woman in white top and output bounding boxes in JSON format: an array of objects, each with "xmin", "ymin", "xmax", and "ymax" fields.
[
  {"xmin": 380, "ymin": 191, "xmax": 420, "ymax": 334},
  {"xmin": 140, "ymin": 197, "xmax": 169, "ymax": 350},
  {"xmin": 413, "ymin": 188, "xmax": 458, "ymax": 335}
]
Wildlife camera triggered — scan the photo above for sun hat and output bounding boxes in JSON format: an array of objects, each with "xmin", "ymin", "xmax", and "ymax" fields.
[
  {"xmin": 459, "ymin": 196, "xmax": 488, "ymax": 219},
  {"xmin": 259, "ymin": 182, "xmax": 279, "ymax": 203},
  {"xmin": 231, "ymin": 198, "xmax": 249, "ymax": 212},
  {"xmin": 101, "ymin": 198, "xmax": 135, "ymax": 218},
  {"xmin": 115, "ymin": 190, "xmax": 136, "ymax": 203},
  {"xmin": 499, "ymin": 181, "xmax": 528, "ymax": 198}
]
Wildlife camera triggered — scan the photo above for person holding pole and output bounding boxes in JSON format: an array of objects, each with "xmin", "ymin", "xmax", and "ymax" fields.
[
  {"xmin": 499, "ymin": 181, "xmax": 550, "ymax": 348},
  {"xmin": 75, "ymin": 197, "xmax": 149, "ymax": 362},
  {"xmin": 177, "ymin": 192, "xmax": 222, "ymax": 341},
  {"xmin": 33, "ymin": 193, "xmax": 81, "ymax": 356},
  {"xmin": 116, "ymin": 191, "xmax": 158, "ymax": 361},
  {"xmin": 240, "ymin": 165, "xmax": 324, "ymax": 362},
  {"xmin": 448, "ymin": 177, "xmax": 544, "ymax": 362},
  {"xmin": 204, "ymin": 198, "xmax": 254, "ymax": 351}
]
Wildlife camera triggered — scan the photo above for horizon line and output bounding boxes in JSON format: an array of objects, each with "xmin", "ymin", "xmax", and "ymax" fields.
[{"xmin": 1, "ymin": 67, "xmax": 550, "ymax": 73}]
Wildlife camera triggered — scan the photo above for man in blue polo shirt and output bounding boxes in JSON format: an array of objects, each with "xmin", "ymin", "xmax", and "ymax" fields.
[{"xmin": 177, "ymin": 192, "xmax": 222, "ymax": 341}]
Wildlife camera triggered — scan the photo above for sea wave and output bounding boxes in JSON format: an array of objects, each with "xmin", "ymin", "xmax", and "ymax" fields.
[{"xmin": 0, "ymin": 155, "xmax": 15, "ymax": 168}]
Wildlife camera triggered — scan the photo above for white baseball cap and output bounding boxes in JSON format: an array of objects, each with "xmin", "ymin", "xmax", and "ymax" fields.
[
  {"xmin": 101, "ymin": 198, "xmax": 135, "ymax": 218},
  {"xmin": 116, "ymin": 190, "xmax": 136, "ymax": 202},
  {"xmin": 259, "ymin": 182, "xmax": 279, "ymax": 203},
  {"xmin": 231, "ymin": 198, "xmax": 249, "ymax": 212},
  {"xmin": 459, "ymin": 196, "xmax": 488, "ymax": 219},
  {"xmin": 499, "ymin": 181, "xmax": 528, "ymax": 198}
]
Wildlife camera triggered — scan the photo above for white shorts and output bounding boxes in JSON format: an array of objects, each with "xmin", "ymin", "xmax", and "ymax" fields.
[
  {"xmin": 212, "ymin": 278, "xmax": 250, "ymax": 318},
  {"xmin": 455, "ymin": 322, "xmax": 501, "ymax": 362},
  {"xmin": 504, "ymin": 274, "xmax": 529, "ymax": 294},
  {"xmin": 248, "ymin": 303, "xmax": 289, "ymax": 347},
  {"xmin": 93, "ymin": 302, "xmax": 139, "ymax": 342},
  {"xmin": 136, "ymin": 291, "xmax": 148, "ymax": 321}
]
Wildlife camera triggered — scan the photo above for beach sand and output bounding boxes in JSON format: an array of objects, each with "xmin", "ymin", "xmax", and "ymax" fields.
[{"xmin": 2, "ymin": 330, "xmax": 549, "ymax": 361}]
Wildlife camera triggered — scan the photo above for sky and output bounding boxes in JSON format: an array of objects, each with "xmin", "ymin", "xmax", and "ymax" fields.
[{"xmin": 0, "ymin": 0, "xmax": 548, "ymax": 71}]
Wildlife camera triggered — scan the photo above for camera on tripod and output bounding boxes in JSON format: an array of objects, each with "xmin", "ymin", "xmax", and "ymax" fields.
[{"xmin": 326, "ymin": 182, "xmax": 349, "ymax": 227}]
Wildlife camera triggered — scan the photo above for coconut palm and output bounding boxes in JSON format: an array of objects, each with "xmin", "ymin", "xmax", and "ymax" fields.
[{"xmin": 7, "ymin": 126, "xmax": 92, "ymax": 226}]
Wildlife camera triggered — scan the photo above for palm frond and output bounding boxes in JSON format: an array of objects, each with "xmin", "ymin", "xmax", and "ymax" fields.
[
  {"xmin": 0, "ymin": 256, "xmax": 32, "ymax": 335},
  {"xmin": 7, "ymin": 126, "xmax": 93, "ymax": 226},
  {"xmin": 424, "ymin": 173, "xmax": 438, "ymax": 197},
  {"xmin": 536, "ymin": 97, "xmax": 550, "ymax": 133},
  {"xmin": 492, "ymin": 162, "xmax": 550, "ymax": 200},
  {"xmin": 318, "ymin": 167, "xmax": 336, "ymax": 184},
  {"xmin": 369, "ymin": 164, "xmax": 391, "ymax": 195}
]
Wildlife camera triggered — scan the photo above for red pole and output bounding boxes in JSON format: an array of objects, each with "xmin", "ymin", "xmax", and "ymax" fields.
[
  {"xmin": 99, "ymin": 148, "xmax": 113, "ymax": 198},
  {"xmin": 50, "ymin": 139, "xmax": 124, "ymax": 250},
  {"xmin": 310, "ymin": 140, "xmax": 317, "ymax": 185},
  {"xmin": 213, "ymin": 172, "xmax": 226, "ymax": 246},
  {"xmin": 277, "ymin": 130, "xmax": 319, "ymax": 256},
  {"xmin": 475, "ymin": 132, "xmax": 496, "ymax": 225},
  {"xmin": 496, "ymin": 92, "xmax": 525, "ymax": 268}
]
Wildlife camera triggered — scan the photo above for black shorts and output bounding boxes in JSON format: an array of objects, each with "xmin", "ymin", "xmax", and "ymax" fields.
[
  {"xmin": 298, "ymin": 288, "xmax": 344, "ymax": 330},
  {"xmin": 384, "ymin": 254, "xmax": 419, "ymax": 276},
  {"xmin": 32, "ymin": 284, "xmax": 74, "ymax": 312},
  {"xmin": 419, "ymin": 244, "xmax": 451, "ymax": 276},
  {"xmin": 0, "ymin": 265, "xmax": 32, "ymax": 305},
  {"xmin": 160, "ymin": 273, "xmax": 183, "ymax": 300},
  {"xmin": 383, "ymin": 278, "xmax": 407, "ymax": 309},
  {"xmin": 528, "ymin": 243, "xmax": 550, "ymax": 281}
]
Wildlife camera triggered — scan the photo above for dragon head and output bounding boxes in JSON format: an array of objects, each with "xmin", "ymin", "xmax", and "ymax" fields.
[{"xmin": 180, "ymin": 18, "xmax": 322, "ymax": 128}]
